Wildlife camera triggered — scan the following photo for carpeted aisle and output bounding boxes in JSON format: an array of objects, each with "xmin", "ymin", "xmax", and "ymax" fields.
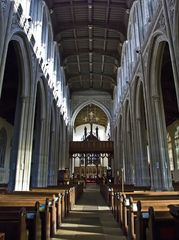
[{"xmin": 52, "ymin": 183, "xmax": 127, "ymax": 240}]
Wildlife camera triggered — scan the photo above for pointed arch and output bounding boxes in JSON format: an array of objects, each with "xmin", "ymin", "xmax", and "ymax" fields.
[{"xmin": 71, "ymin": 100, "xmax": 112, "ymax": 129}]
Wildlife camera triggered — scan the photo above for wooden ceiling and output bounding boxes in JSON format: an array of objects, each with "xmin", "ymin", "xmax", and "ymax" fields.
[
  {"xmin": 44, "ymin": 0, "xmax": 134, "ymax": 96},
  {"xmin": 44, "ymin": 0, "xmax": 134, "ymax": 128}
]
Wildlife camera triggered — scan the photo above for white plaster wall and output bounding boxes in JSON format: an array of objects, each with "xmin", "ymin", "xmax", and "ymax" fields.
[{"xmin": 73, "ymin": 124, "xmax": 108, "ymax": 141}]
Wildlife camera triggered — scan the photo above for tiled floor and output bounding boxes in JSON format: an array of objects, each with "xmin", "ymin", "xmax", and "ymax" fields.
[{"xmin": 52, "ymin": 184, "xmax": 127, "ymax": 240}]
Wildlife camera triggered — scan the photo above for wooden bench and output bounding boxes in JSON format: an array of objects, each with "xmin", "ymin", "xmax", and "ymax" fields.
[
  {"xmin": 0, "ymin": 194, "xmax": 51, "ymax": 240},
  {"xmin": 0, "ymin": 201, "xmax": 41, "ymax": 240},
  {"xmin": 8, "ymin": 191, "xmax": 59, "ymax": 236},
  {"xmin": 146, "ymin": 206, "xmax": 179, "ymax": 240},
  {"xmin": 30, "ymin": 187, "xmax": 68, "ymax": 223},
  {"xmin": 0, "ymin": 208, "xmax": 28, "ymax": 240},
  {"xmin": 129, "ymin": 198, "xmax": 179, "ymax": 240},
  {"xmin": 100, "ymin": 183, "xmax": 134, "ymax": 207},
  {"xmin": 0, "ymin": 185, "xmax": 83, "ymax": 240},
  {"xmin": 120, "ymin": 192, "xmax": 179, "ymax": 237}
]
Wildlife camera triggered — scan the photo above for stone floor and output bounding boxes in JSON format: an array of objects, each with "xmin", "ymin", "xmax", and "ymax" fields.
[{"xmin": 52, "ymin": 183, "xmax": 127, "ymax": 240}]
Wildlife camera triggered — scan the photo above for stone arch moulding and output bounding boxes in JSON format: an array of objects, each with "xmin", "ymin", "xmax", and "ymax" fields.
[
  {"xmin": 9, "ymin": 32, "xmax": 33, "ymax": 98},
  {"xmin": 71, "ymin": 100, "xmax": 112, "ymax": 129},
  {"xmin": 146, "ymin": 31, "xmax": 168, "ymax": 97},
  {"xmin": 127, "ymin": 0, "xmax": 138, "ymax": 39}
]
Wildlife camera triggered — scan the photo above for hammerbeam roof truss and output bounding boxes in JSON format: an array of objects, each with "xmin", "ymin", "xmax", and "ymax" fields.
[{"xmin": 45, "ymin": 0, "xmax": 134, "ymax": 96}]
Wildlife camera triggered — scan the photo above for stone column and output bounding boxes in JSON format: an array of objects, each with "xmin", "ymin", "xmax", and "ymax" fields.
[
  {"xmin": 22, "ymin": 93, "xmax": 36, "ymax": 190},
  {"xmin": 61, "ymin": 122, "xmax": 66, "ymax": 170},
  {"xmin": 135, "ymin": 118, "xmax": 150, "ymax": 186},
  {"xmin": 48, "ymin": 129, "xmax": 55, "ymax": 186},
  {"xmin": 14, "ymin": 97, "xmax": 28, "ymax": 190},
  {"xmin": 150, "ymin": 96, "xmax": 173, "ymax": 190},
  {"xmin": 58, "ymin": 117, "xmax": 63, "ymax": 169},
  {"xmin": 36, "ymin": 118, "xmax": 45, "ymax": 186}
]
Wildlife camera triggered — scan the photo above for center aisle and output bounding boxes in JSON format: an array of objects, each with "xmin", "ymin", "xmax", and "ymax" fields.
[{"xmin": 52, "ymin": 183, "xmax": 127, "ymax": 240}]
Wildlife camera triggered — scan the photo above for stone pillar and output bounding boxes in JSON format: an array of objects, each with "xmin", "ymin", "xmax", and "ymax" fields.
[
  {"xmin": 22, "ymin": 93, "xmax": 37, "ymax": 190},
  {"xmin": 125, "ymin": 129, "xmax": 134, "ymax": 184},
  {"xmin": 36, "ymin": 118, "xmax": 45, "ymax": 186},
  {"xmin": 61, "ymin": 122, "xmax": 66, "ymax": 169},
  {"xmin": 135, "ymin": 118, "xmax": 150, "ymax": 186},
  {"xmin": 58, "ymin": 117, "xmax": 63, "ymax": 170},
  {"xmin": 14, "ymin": 97, "xmax": 28, "ymax": 190},
  {"xmin": 48, "ymin": 129, "xmax": 55, "ymax": 186},
  {"xmin": 150, "ymin": 96, "xmax": 173, "ymax": 190}
]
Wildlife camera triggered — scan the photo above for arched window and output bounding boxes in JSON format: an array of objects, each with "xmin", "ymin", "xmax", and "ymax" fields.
[
  {"xmin": 167, "ymin": 133, "xmax": 174, "ymax": 171},
  {"xmin": 41, "ymin": 10, "xmax": 48, "ymax": 47},
  {"xmin": 29, "ymin": 0, "xmax": 36, "ymax": 20},
  {"xmin": 133, "ymin": 8, "xmax": 140, "ymax": 50},
  {"xmin": 141, "ymin": 0, "xmax": 150, "ymax": 28},
  {"xmin": 0, "ymin": 128, "xmax": 7, "ymax": 168},
  {"xmin": 137, "ymin": 1, "xmax": 144, "ymax": 43},
  {"xmin": 29, "ymin": 0, "xmax": 42, "ymax": 25},
  {"xmin": 53, "ymin": 48, "xmax": 57, "ymax": 73},
  {"xmin": 151, "ymin": 0, "xmax": 159, "ymax": 13},
  {"xmin": 47, "ymin": 27, "xmax": 52, "ymax": 60},
  {"xmin": 147, "ymin": 0, "xmax": 154, "ymax": 19}
]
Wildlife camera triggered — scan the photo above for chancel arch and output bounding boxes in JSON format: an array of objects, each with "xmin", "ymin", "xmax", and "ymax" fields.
[{"xmin": 71, "ymin": 99, "xmax": 112, "ymax": 130}]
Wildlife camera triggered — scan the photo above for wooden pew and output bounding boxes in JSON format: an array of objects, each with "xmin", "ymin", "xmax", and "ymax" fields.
[
  {"xmin": 0, "ymin": 201, "xmax": 41, "ymax": 240},
  {"xmin": 100, "ymin": 183, "xmax": 134, "ymax": 208},
  {"xmin": 121, "ymin": 191, "xmax": 179, "ymax": 235},
  {"xmin": 0, "ymin": 208, "xmax": 28, "ymax": 240},
  {"xmin": 30, "ymin": 187, "xmax": 67, "ymax": 224},
  {"xmin": 129, "ymin": 199, "xmax": 179, "ymax": 240},
  {"xmin": 7, "ymin": 191, "xmax": 59, "ymax": 236},
  {"xmin": 0, "ymin": 194, "xmax": 51, "ymax": 240},
  {"xmin": 146, "ymin": 206, "xmax": 179, "ymax": 240},
  {"xmin": 0, "ymin": 185, "xmax": 83, "ymax": 240}
]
